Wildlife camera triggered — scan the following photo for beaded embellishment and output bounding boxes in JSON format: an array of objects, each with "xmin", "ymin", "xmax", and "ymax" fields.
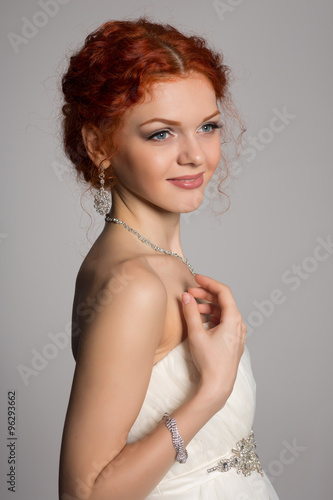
[{"xmin": 207, "ymin": 430, "xmax": 264, "ymax": 477}]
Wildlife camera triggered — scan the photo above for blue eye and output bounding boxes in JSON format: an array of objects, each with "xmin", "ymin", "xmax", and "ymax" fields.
[
  {"xmin": 148, "ymin": 130, "xmax": 171, "ymax": 141},
  {"xmin": 147, "ymin": 122, "xmax": 222, "ymax": 141},
  {"xmin": 201, "ymin": 122, "xmax": 223, "ymax": 133}
]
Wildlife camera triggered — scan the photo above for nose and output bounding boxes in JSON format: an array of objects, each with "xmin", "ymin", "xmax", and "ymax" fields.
[{"xmin": 177, "ymin": 134, "xmax": 205, "ymax": 167}]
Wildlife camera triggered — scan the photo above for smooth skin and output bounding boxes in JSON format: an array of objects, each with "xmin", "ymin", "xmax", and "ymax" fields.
[{"xmin": 59, "ymin": 72, "xmax": 247, "ymax": 500}]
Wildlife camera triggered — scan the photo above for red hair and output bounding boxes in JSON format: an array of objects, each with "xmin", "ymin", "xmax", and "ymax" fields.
[{"xmin": 61, "ymin": 16, "xmax": 244, "ymax": 197}]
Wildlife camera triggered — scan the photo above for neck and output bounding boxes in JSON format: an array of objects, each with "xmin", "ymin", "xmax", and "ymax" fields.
[{"xmin": 108, "ymin": 187, "xmax": 183, "ymax": 255}]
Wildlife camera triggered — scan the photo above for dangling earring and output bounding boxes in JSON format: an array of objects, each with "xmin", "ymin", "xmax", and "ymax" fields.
[{"xmin": 94, "ymin": 161, "xmax": 111, "ymax": 216}]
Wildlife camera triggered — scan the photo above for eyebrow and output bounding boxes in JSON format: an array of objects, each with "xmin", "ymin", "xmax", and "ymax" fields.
[{"xmin": 139, "ymin": 110, "xmax": 221, "ymax": 127}]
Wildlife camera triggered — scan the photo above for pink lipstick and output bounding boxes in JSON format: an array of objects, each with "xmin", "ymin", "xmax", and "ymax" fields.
[{"xmin": 167, "ymin": 172, "xmax": 204, "ymax": 190}]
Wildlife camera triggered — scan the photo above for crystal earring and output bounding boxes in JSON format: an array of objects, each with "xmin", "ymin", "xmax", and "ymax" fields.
[{"xmin": 94, "ymin": 162, "xmax": 111, "ymax": 216}]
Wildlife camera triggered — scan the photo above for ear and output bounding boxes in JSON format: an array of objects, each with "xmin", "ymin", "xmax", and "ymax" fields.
[{"xmin": 81, "ymin": 124, "xmax": 111, "ymax": 169}]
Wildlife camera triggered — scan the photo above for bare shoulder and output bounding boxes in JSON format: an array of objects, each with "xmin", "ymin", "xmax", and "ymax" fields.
[
  {"xmin": 75, "ymin": 256, "xmax": 168, "ymax": 313},
  {"xmin": 103, "ymin": 257, "xmax": 168, "ymax": 302},
  {"xmin": 73, "ymin": 257, "xmax": 168, "ymax": 358},
  {"xmin": 100, "ymin": 258, "xmax": 168, "ymax": 338}
]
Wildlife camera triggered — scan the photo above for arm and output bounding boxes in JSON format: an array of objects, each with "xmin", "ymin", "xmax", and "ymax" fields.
[{"xmin": 59, "ymin": 269, "xmax": 246, "ymax": 500}]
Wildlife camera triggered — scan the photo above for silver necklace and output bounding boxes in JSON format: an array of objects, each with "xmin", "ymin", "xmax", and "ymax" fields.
[{"xmin": 105, "ymin": 216, "xmax": 195, "ymax": 276}]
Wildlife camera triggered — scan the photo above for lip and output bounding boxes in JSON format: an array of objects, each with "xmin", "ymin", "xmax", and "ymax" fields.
[
  {"xmin": 167, "ymin": 172, "xmax": 204, "ymax": 181},
  {"xmin": 167, "ymin": 172, "xmax": 204, "ymax": 190}
]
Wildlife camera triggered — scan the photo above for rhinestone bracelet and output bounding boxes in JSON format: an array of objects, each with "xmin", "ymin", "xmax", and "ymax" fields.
[{"xmin": 162, "ymin": 412, "xmax": 188, "ymax": 464}]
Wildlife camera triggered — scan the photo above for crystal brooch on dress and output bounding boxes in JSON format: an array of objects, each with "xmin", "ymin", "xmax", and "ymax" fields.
[{"xmin": 207, "ymin": 430, "xmax": 264, "ymax": 477}]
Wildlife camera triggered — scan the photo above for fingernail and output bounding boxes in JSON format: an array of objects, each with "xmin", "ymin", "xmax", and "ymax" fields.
[{"xmin": 182, "ymin": 292, "xmax": 191, "ymax": 304}]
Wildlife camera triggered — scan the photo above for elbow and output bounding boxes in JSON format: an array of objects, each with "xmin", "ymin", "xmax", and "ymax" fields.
[
  {"xmin": 59, "ymin": 472, "xmax": 117, "ymax": 500},
  {"xmin": 59, "ymin": 469, "xmax": 95, "ymax": 500}
]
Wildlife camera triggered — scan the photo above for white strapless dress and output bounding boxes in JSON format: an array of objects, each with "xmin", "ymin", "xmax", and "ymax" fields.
[{"xmin": 127, "ymin": 332, "xmax": 279, "ymax": 499}]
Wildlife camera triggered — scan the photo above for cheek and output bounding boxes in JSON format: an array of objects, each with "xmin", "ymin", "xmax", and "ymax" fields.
[
  {"xmin": 142, "ymin": 144, "xmax": 174, "ymax": 171},
  {"xmin": 205, "ymin": 138, "xmax": 221, "ymax": 173},
  {"xmin": 130, "ymin": 146, "xmax": 172, "ymax": 184},
  {"xmin": 113, "ymin": 146, "xmax": 167, "ymax": 194}
]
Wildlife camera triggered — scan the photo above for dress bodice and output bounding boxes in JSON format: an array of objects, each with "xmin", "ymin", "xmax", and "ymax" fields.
[
  {"xmin": 127, "ymin": 331, "xmax": 279, "ymax": 499},
  {"xmin": 127, "ymin": 337, "xmax": 256, "ymax": 459}
]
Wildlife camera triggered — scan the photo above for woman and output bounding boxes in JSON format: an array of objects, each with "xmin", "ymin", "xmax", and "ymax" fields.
[{"xmin": 58, "ymin": 17, "xmax": 279, "ymax": 499}]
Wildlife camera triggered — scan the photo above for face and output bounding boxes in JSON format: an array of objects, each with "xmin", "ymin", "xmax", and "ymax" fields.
[{"xmin": 110, "ymin": 72, "xmax": 222, "ymax": 214}]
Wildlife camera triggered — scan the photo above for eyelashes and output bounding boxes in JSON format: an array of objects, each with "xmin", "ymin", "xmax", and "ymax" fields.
[
  {"xmin": 148, "ymin": 130, "xmax": 171, "ymax": 141},
  {"xmin": 201, "ymin": 122, "xmax": 223, "ymax": 133},
  {"xmin": 147, "ymin": 121, "xmax": 223, "ymax": 141}
]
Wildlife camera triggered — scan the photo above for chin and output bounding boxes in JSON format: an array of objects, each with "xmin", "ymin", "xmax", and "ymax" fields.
[{"xmin": 173, "ymin": 195, "xmax": 206, "ymax": 214}]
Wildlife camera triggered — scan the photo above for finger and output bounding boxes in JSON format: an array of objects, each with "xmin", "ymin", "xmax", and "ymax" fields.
[
  {"xmin": 187, "ymin": 286, "xmax": 217, "ymax": 303},
  {"xmin": 197, "ymin": 302, "xmax": 220, "ymax": 317},
  {"xmin": 182, "ymin": 293, "xmax": 205, "ymax": 335},
  {"xmin": 209, "ymin": 315, "xmax": 220, "ymax": 325},
  {"xmin": 195, "ymin": 296, "xmax": 233, "ymax": 326},
  {"xmin": 194, "ymin": 274, "xmax": 238, "ymax": 310}
]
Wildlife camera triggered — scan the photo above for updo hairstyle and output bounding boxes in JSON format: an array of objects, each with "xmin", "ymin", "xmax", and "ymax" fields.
[{"xmin": 61, "ymin": 17, "xmax": 244, "ymax": 196}]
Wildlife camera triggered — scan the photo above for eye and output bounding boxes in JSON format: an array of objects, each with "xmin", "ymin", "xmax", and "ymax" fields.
[
  {"xmin": 200, "ymin": 122, "xmax": 223, "ymax": 133},
  {"xmin": 148, "ymin": 129, "xmax": 171, "ymax": 141}
]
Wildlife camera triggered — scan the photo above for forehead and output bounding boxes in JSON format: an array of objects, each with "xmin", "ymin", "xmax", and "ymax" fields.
[{"xmin": 124, "ymin": 73, "xmax": 218, "ymax": 125}]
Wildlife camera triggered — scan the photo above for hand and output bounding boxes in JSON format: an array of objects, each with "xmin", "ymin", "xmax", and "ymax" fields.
[{"xmin": 182, "ymin": 274, "xmax": 247, "ymax": 408}]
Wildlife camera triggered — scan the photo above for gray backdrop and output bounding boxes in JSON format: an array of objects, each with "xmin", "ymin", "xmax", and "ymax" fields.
[{"xmin": 1, "ymin": 0, "xmax": 332, "ymax": 499}]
